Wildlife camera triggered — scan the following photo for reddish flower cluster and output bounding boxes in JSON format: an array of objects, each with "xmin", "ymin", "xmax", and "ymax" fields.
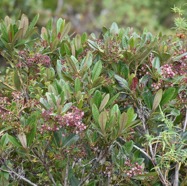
[
  {"xmin": 40, "ymin": 106, "xmax": 86, "ymax": 134},
  {"xmin": 151, "ymin": 80, "xmax": 174, "ymax": 91},
  {"xmin": 138, "ymin": 64, "xmax": 150, "ymax": 77},
  {"xmin": 161, "ymin": 64, "xmax": 176, "ymax": 79},
  {"xmin": 95, "ymin": 39, "xmax": 122, "ymax": 63},
  {"xmin": 173, "ymin": 61, "xmax": 187, "ymax": 76},
  {"xmin": 17, "ymin": 50, "xmax": 51, "ymax": 68},
  {"xmin": 151, "ymin": 80, "xmax": 162, "ymax": 90},
  {"xmin": 124, "ymin": 159, "xmax": 144, "ymax": 177}
]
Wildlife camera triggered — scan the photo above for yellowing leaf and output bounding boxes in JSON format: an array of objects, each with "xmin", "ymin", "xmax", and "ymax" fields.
[
  {"xmin": 17, "ymin": 133, "xmax": 27, "ymax": 148},
  {"xmin": 119, "ymin": 112, "xmax": 128, "ymax": 132},
  {"xmin": 99, "ymin": 94, "xmax": 110, "ymax": 111},
  {"xmin": 19, "ymin": 14, "xmax": 29, "ymax": 36},
  {"xmin": 98, "ymin": 111, "xmax": 107, "ymax": 133},
  {"xmin": 152, "ymin": 89, "xmax": 163, "ymax": 111}
]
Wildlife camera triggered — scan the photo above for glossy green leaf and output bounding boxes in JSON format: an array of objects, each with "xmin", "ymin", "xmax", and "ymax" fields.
[
  {"xmin": 0, "ymin": 133, "xmax": 9, "ymax": 148},
  {"xmin": 160, "ymin": 87, "xmax": 176, "ymax": 106},
  {"xmin": 152, "ymin": 57, "xmax": 161, "ymax": 73},
  {"xmin": 92, "ymin": 90, "xmax": 102, "ymax": 107},
  {"xmin": 114, "ymin": 74, "xmax": 130, "ymax": 90},
  {"xmin": 124, "ymin": 140, "xmax": 134, "ymax": 154},
  {"xmin": 8, "ymin": 135, "xmax": 21, "ymax": 148},
  {"xmin": 142, "ymin": 90, "xmax": 153, "ymax": 109},
  {"xmin": 62, "ymin": 102, "xmax": 72, "ymax": 113},
  {"xmin": 92, "ymin": 104, "xmax": 99, "ymax": 123},
  {"xmin": 57, "ymin": 18, "xmax": 63, "ymax": 34},
  {"xmin": 92, "ymin": 60, "xmax": 102, "ymax": 81}
]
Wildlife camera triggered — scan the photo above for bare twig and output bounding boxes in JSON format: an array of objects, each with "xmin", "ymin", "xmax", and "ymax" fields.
[
  {"xmin": 173, "ymin": 163, "xmax": 180, "ymax": 186},
  {"xmin": 0, "ymin": 167, "xmax": 37, "ymax": 186},
  {"xmin": 32, "ymin": 146, "xmax": 56, "ymax": 186},
  {"xmin": 133, "ymin": 145, "xmax": 152, "ymax": 161},
  {"xmin": 183, "ymin": 107, "xmax": 187, "ymax": 132},
  {"xmin": 78, "ymin": 150, "xmax": 107, "ymax": 186},
  {"xmin": 64, "ymin": 163, "xmax": 69, "ymax": 186}
]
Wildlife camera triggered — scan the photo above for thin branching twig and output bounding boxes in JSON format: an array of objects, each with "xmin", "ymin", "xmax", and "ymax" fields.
[{"xmin": 0, "ymin": 167, "xmax": 37, "ymax": 186}]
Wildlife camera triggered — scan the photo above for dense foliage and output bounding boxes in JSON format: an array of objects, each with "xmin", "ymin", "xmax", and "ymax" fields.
[{"xmin": 0, "ymin": 13, "xmax": 187, "ymax": 186}]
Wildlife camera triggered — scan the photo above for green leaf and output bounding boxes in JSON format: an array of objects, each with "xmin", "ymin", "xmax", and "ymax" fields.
[
  {"xmin": 8, "ymin": 135, "xmax": 21, "ymax": 148},
  {"xmin": 92, "ymin": 90, "xmax": 102, "ymax": 107},
  {"xmin": 81, "ymin": 32, "xmax": 87, "ymax": 43},
  {"xmin": 0, "ymin": 133, "xmax": 9, "ymax": 148},
  {"xmin": 106, "ymin": 93, "xmax": 119, "ymax": 107},
  {"xmin": 40, "ymin": 98, "xmax": 51, "ymax": 109},
  {"xmin": 66, "ymin": 56, "xmax": 79, "ymax": 73},
  {"xmin": 14, "ymin": 70, "xmax": 21, "ymax": 90},
  {"xmin": 92, "ymin": 104, "xmax": 99, "ymax": 123},
  {"xmin": 56, "ymin": 60, "xmax": 63, "ymax": 79},
  {"xmin": 74, "ymin": 34, "xmax": 81, "ymax": 50},
  {"xmin": 110, "ymin": 22, "xmax": 119, "ymax": 35},
  {"xmin": 152, "ymin": 89, "xmax": 163, "ymax": 111},
  {"xmin": 12, "ymin": 28, "xmax": 24, "ymax": 43},
  {"xmin": 142, "ymin": 90, "xmax": 153, "ymax": 109},
  {"xmin": 110, "ymin": 104, "xmax": 119, "ymax": 117},
  {"xmin": 41, "ymin": 27, "xmax": 48, "ymax": 40},
  {"xmin": 99, "ymin": 94, "xmax": 110, "ymax": 111},
  {"xmin": 28, "ymin": 14, "xmax": 39, "ymax": 32},
  {"xmin": 127, "ymin": 107, "xmax": 136, "ymax": 124},
  {"xmin": 27, "ymin": 122, "xmax": 37, "ymax": 146},
  {"xmin": 62, "ymin": 102, "xmax": 72, "ymax": 113},
  {"xmin": 92, "ymin": 60, "xmax": 102, "ymax": 81},
  {"xmin": 160, "ymin": 87, "xmax": 176, "ymax": 106},
  {"xmin": 69, "ymin": 175, "xmax": 80, "ymax": 186},
  {"xmin": 69, "ymin": 169, "xmax": 80, "ymax": 186},
  {"xmin": 62, "ymin": 134, "xmax": 79, "ymax": 147},
  {"xmin": 152, "ymin": 57, "xmax": 161, "ymax": 73},
  {"xmin": 173, "ymin": 52, "xmax": 187, "ymax": 61},
  {"xmin": 60, "ymin": 22, "xmax": 71, "ymax": 40},
  {"xmin": 80, "ymin": 52, "xmax": 92, "ymax": 71},
  {"xmin": 129, "ymin": 38, "xmax": 135, "ymax": 48},
  {"xmin": 75, "ymin": 78, "xmax": 81, "ymax": 93},
  {"xmin": 124, "ymin": 140, "xmax": 134, "ymax": 154},
  {"xmin": 57, "ymin": 18, "xmax": 63, "ymax": 34},
  {"xmin": 114, "ymin": 74, "xmax": 130, "ymax": 90}
]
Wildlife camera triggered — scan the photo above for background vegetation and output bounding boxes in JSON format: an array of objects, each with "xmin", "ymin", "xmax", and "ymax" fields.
[{"xmin": 0, "ymin": 0, "xmax": 187, "ymax": 33}]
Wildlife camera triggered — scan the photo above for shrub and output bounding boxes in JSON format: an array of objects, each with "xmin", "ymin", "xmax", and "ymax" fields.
[{"xmin": 0, "ymin": 13, "xmax": 187, "ymax": 186}]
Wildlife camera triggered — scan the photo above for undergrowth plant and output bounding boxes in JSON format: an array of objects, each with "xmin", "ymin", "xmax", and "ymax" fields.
[{"xmin": 0, "ymin": 9, "xmax": 187, "ymax": 186}]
